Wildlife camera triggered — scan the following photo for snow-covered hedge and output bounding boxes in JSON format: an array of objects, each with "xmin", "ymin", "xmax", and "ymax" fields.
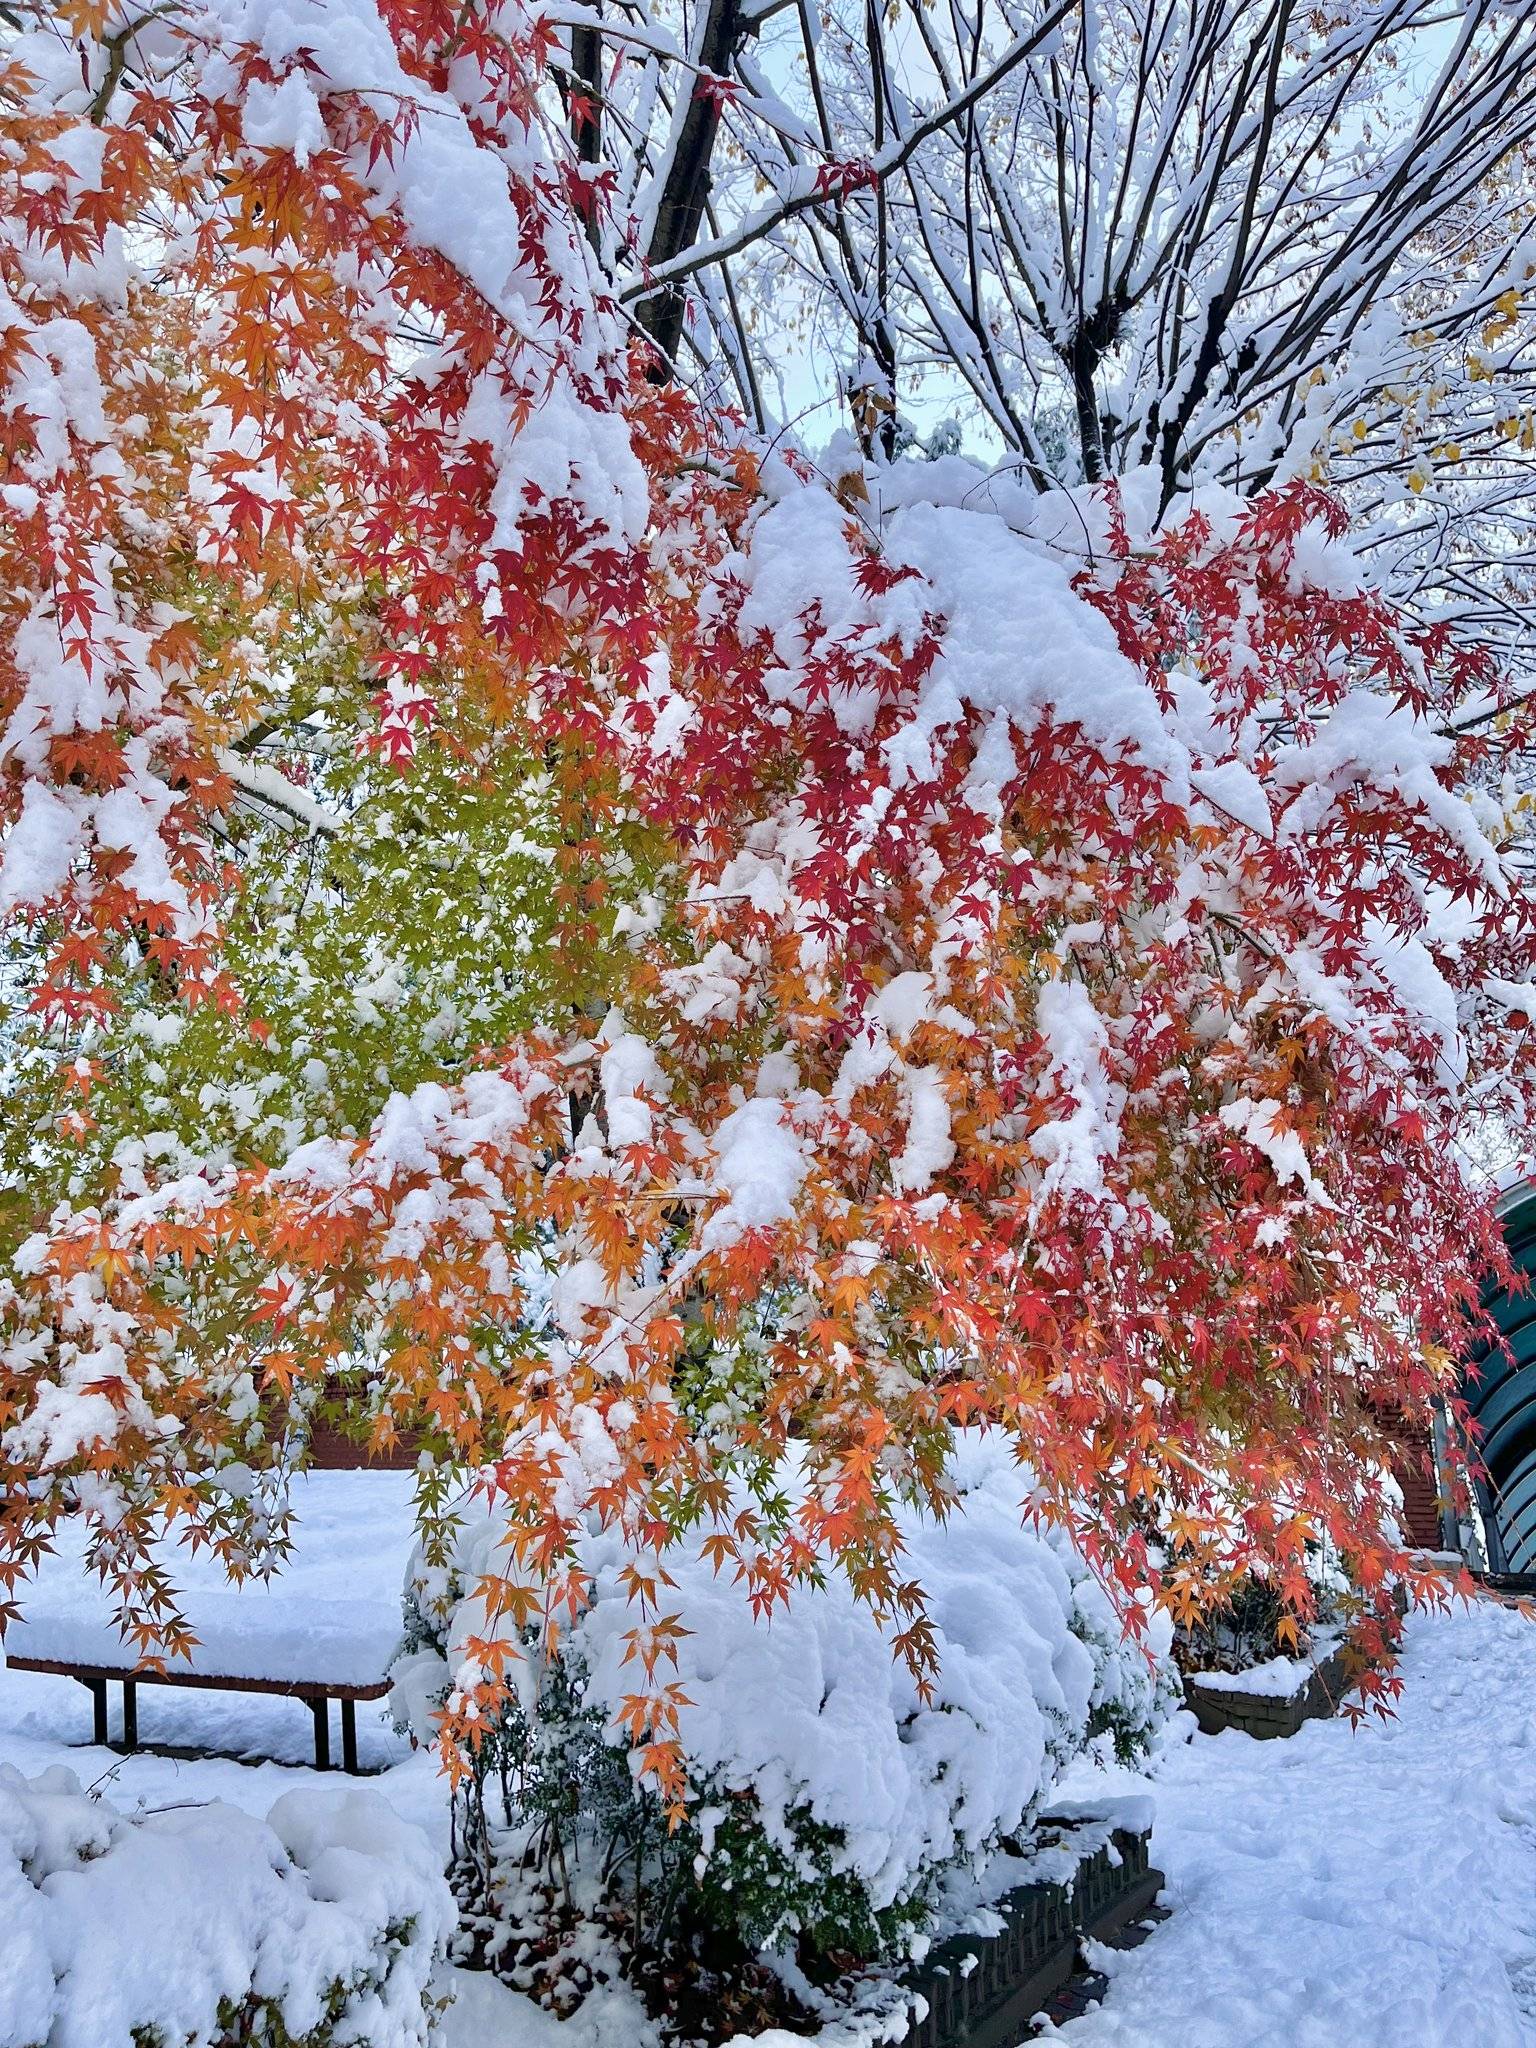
[
  {"xmin": 0, "ymin": 1766, "xmax": 455, "ymax": 2048},
  {"xmin": 392, "ymin": 1433, "xmax": 1179, "ymax": 1965}
]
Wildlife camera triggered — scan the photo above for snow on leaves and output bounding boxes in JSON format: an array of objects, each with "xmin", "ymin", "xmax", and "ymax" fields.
[{"xmin": 2, "ymin": 0, "xmax": 1533, "ymax": 1800}]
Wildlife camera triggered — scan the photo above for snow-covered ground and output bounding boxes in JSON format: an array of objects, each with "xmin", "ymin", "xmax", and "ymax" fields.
[
  {"xmin": 3, "ymin": 1472, "xmax": 1533, "ymax": 2046},
  {"xmin": 0, "ymin": 1472, "xmax": 444, "ymax": 1827},
  {"xmin": 6, "ymin": 1469, "xmax": 415, "ymax": 1694},
  {"xmin": 1046, "ymin": 1596, "xmax": 1536, "ymax": 2047}
]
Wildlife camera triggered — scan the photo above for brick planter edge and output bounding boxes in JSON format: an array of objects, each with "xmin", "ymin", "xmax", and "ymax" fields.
[
  {"xmin": 901, "ymin": 1823, "xmax": 1163, "ymax": 2048},
  {"xmin": 1182, "ymin": 1642, "xmax": 1351, "ymax": 1740}
]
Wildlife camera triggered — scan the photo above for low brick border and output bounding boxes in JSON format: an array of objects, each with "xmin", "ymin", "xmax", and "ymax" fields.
[
  {"xmin": 1182, "ymin": 1584, "xmax": 1412, "ymax": 1741},
  {"xmin": 1039, "ymin": 1900, "xmax": 1171, "ymax": 2028},
  {"xmin": 902, "ymin": 1822, "xmax": 1163, "ymax": 2048},
  {"xmin": 1182, "ymin": 1642, "xmax": 1350, "ymax": 1740}
]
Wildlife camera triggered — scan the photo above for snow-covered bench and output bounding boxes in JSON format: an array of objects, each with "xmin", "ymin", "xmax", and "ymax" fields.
[
  {"xmin": 4, "ymin": 1646, "xmax": 391, "ymax": 1772},
  {"xmin": 2, "ymin": 1471, "xmax": 414, "ymax": 1773}
]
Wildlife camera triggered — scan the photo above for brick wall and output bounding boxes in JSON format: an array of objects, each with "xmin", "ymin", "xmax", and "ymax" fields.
[
  {"xmin": 304, "ymin": 1404, "xmax": 1451, "ymax": 1532},
  {"xmin": 305, "ymin": 1415, "xmax": 419, "ymax": 1470}
]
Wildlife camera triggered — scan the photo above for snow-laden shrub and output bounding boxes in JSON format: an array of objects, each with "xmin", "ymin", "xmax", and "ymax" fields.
[
  {"xmin": 1072, "ymin": 1567, "xmax": 1186, "ymax": 1767},
  {"xmin": 391, "ymin": 1433, "xmax": 1178, "ymax": 1977},
  {"xmin": 0, "ymin": 1765, "xmax": 455, "ymax": 2048}
]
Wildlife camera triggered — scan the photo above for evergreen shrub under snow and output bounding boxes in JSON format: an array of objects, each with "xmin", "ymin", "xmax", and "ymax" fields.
[
  {"xmin": 390, "ymin": 1432, "xmax": 1181, "ymax": 1997},
  {"xmin": 0, "ymin": 1766, "xmax": 455, "ymax": 2048}
]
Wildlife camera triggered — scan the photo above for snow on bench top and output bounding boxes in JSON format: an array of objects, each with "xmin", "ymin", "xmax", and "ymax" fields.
[{"xmin": 3, "ymin": 1471, "xmax": 416, "ymax": 1690}]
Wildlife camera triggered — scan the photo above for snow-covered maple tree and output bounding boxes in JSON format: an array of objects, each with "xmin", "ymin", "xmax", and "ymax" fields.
[
  {"xmin": 459, "ymin": 0, "xmax": 1536, "ymax": 676},
  {"xmin": 3, "ymin": 0, "xmax": 1536, "ymax": 1805}
]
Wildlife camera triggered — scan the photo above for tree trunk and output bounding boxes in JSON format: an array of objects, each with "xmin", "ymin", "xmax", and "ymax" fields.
[{"xmin": 636, "ymin": 0, "xmax": 747, "ymax": 372}]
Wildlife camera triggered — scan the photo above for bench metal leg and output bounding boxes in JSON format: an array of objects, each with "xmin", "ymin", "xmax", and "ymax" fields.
[
  {"xmin": 310, "ymin": 1697, "xmax": 331, "ymax": 1771},
  {"xmin": 121, "ymin": 1679, "xmax": 138, "ymax": 1752},
  {"xmin": 341, "ymin": 1697, "xmax": 358, "ymax": 1775},
  {"xmin": 85, "ymin": 1676, "xmax": 108, "ymax": 1747}
]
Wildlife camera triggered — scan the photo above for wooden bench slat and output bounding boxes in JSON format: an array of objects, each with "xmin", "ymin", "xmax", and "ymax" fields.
[
  {"xmin": 5, "ymin": 1653, "xmax": 390, "ymax": 1701},
  {"xmin": 6, "ymin": 1654, "xmax": 390, "ymax": 1772}
]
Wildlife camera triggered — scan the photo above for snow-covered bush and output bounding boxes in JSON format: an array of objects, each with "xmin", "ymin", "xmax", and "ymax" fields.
[
  {"xmin": 392, "ymin": 1434, "xmax": 1178, "ymax": 1991},
  {"xmin": 1071, "ymin": 1568, "xmax": 1186, "ymax": 1768},
  {"xmin": 0, "ymin": 1765, "xmax": 455, "ymax": 2048}
]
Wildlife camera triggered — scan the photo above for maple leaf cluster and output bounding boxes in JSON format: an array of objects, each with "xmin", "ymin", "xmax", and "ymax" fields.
[{"xmin": 3, "ymin": 0, "xmax": 1535, "ymax": 1789}]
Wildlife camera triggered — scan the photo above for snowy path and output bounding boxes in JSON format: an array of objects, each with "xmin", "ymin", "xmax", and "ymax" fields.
[{"xmin": 1045, "ymin": 1598, "xmax": 1536, "ymax": 2048}]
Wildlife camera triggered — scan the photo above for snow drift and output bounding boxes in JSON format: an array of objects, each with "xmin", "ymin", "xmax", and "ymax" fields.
[{"xmin": 0, "ymin": 1766, "xmax": 454, "ymax": 2048}]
